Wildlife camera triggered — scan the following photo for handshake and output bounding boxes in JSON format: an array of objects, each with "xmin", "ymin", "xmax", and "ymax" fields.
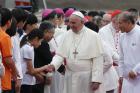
[
  {"xmin": 34, "ymin": 64, "xmax": 56, "ymax": 85},
  {"xmin": 43, "ymin": 64, "xmax": 55, "ymax": 73}
]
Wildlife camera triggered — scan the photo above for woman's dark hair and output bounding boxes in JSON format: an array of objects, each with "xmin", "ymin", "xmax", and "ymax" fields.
[
  {"xmin": 20, "ymin": 29, "xmax": 43, "ymax": 48},
  {"xmin": 6, "ymin": 17, "xmax": 17, "ymax": 37},
  {"xmin": 23, "ymin": 14, "xmax": 38, "ymax": 30},
  {"xmin": 20, "ymin": 35, "xmax": 28, "ymax": 48},
  {"xmin": 39, "ymin": 21, "xmax": 55, "ymax": 33}
]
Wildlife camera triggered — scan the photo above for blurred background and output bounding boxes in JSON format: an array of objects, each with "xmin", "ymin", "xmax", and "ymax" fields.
[{"xmin": 0, "ymin": 0, "xmax": 140, "ymax": 12}]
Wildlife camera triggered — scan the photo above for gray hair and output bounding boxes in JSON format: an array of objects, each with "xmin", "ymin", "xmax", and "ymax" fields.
[
  {"xmin": 118, "ymin": 12, "xmax": 135, "ymax": 24},
  {"xmin": 127, "ymin": 8, "xmax": 139, "ymax": 21}
]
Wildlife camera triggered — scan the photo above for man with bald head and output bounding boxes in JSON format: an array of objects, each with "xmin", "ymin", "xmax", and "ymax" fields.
[
  {"xmin": 101, "ymin": 13, "xmax": 112, "ymax": 27},
  {"xmin": 46, "ymin": 11, "xmax": 105, "ymax": 93},
  {"xmin": 118, "ymin": 11, "xmax": 140, "ymax": 93}
]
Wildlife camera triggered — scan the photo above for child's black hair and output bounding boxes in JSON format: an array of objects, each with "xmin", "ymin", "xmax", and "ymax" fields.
[{"xmin": 20, "ymin": 28, "xmax": 43, "ymax": 48}]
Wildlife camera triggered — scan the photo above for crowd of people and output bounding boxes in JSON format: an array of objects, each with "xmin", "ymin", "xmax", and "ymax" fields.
[{"xmin": 0, "ymin": 6, "xmax": 140, "ymax": 93}]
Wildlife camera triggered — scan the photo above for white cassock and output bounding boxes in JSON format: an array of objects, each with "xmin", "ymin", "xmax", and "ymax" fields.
[
  {"xmin": 119, "ymin": 25, "xmax": 140, "ymax": 93},
  {"xmin": 49, "ymin": 27, "xmax": 66, "ymax": 53},
  {"xmin": 50, "ymin": 26, "xmax": 105, "ymax": 93},
  {"xmin": 102, "ymin": 41, "xmax": 118, "ymax": 91},
  {"xmin": 99, "ymin": 23, "xmax": 121, "ymax": 59},
  {"xmin": 99, "ymin": 23, "xmax": 121, "ymax": 75}
]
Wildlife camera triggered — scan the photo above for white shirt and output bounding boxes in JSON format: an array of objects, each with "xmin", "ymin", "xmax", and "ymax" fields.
[
  {"xmin": 20, "ymin": 43, "xmax": 35, "ymax": 85},
  {"xmin": 12, "ymin": 33, "xmax": 23, "ymax": 79}
]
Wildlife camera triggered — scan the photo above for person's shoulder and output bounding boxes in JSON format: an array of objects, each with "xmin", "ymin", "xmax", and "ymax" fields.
[
  {"xmin": 40, "ymin": 40, "xmax": 49, "ymax": 48},
  {"xmin": 22, "ymin": 44, "xmax": 33, "ymax": 51},
  {"xmin": 0, "ymin": 31, "xmax": 10, "ymax": 41},
  {"xmin": 86, "ymin": 27, "xmax": 98, "ymax": 36},
  {"xmin": 99, "ymin": 23, "xmax": 110, "ymax": 33},
  {"xmin": 59, "ymin": 29, "xmax": 72, "ymax": 39}
]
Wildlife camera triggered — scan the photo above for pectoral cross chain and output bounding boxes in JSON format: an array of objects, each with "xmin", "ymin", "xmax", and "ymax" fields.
[{"xmin": 73, "ymin": 49, "xmax": 78, "ymax": 59}]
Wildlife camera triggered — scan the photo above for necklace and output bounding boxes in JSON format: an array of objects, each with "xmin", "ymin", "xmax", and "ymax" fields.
[
  {"xmin": 53, "ymin": 37, "xmax": 58, "ymax": 47},
  {"xmin": 72, "ymin": 30, "xmax": 85, "ymax": 59}
]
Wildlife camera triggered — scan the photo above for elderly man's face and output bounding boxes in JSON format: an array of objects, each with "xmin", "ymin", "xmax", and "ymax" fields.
[
  {"xmin": 69, "ymin": 15, "xmax": 83, "ymax": 33},
  {"xmin": 118, "ymin": 19, "xmax": 129, "ymax": 33},
  {"xmin": 101, "ymin": 14, "xmax": 111, "ymax": 26},
  {"xmin": 112, "ymin": 17, "xmax": 120, "ymax": 31}
]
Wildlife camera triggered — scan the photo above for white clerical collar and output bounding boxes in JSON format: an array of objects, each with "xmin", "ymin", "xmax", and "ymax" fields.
[
  {"xmin": 126, "ymin": 25, "xmax": 136, "ymax": 35},
  {"xmin": 74, "ymin": 26, "xmax": 85, "ymax": 34}
]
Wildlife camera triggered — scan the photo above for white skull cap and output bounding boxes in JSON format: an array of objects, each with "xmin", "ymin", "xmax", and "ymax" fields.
[{"xmin": 71, "ymin": 11, "xmax": 84, "ymax": 19}]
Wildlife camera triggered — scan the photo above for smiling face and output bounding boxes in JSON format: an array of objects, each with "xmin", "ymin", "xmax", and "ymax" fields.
[{"xmin": 69, "ymin": 15, "xmax": 84, "ymax": 33}]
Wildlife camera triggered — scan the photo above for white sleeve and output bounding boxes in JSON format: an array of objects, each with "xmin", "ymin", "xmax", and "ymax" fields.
[
  {"xmin": 50, "ymin": 54, "xmax": 64, "ymax": 71},
  {"xmin": 91, "ymin": 55, "xmax": 104, "ymax": 83},
  {"xmin": 23, "ymin": 46, "xmax": 33, "ymax": 60},
  {"xmin": 12, "ymin": 36, "xmax": 23, "ymax": 79},
  {"xmin": 12, "ymin": 37, "xmax": 21, "ymax": 64}
]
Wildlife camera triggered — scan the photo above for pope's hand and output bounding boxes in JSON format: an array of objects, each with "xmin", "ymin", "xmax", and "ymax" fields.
[
  {"xmin": 128, "ymin": 70, "xmax": 137, "ymax": 79},
  {"xmin": 91, "ymin": 82, "xmax": 100, "ymax": 91},
  {"xmin": 45, "ymin": 65, "xmax": 55, "ymax": 72}
]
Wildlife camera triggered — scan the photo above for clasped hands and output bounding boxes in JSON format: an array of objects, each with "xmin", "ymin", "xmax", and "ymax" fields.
[
  {"xmin": 44, "ymin": 64, "xmax": 55, "ymax": 73},
  {"xmin": 36, "ymin": 64, "xmax": 55, "ymax": 85}
]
